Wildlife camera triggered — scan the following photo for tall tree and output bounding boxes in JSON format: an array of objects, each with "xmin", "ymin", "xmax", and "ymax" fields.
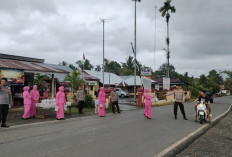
[
  {"xmin": 159, "ymin": 0, "xmax": 176, "ymax": 77},
  {"xmin": 76, "ymin": 59, "xmax": 93, "ymax": 71},
  {"xmin": 208, "ymin": 69, "xmax": 223, "ymax": 85},
  {"xmin": 223, "ymin": 71, "xmax": 232, "ymax": 92},
  {"xmin": 121, "ymin": 56, "xmax": 142, "ymax": 75},
  {"xmin": 68, "ymin": 64, "xmax": 77, "ymax": 70},
  {"xmin": 95, "ymin": 65, "xmax": 102, "ymax": 71},
  {"xmin": 59, "ymin": 61, "xmax": 68, "ymax": 66},
  {"xmin": 153, "ymin": 63, "xmax": 179, "ymax": 79},
  {"xmin": 104, "ymin": 59, "xmax": 122, "ymax": 75}
]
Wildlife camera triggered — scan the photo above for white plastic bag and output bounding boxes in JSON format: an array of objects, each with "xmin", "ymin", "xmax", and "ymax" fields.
[
  {"xmin": 99, "ymin": 103, "xmax": 103, "ymax": 108},
  {"xmin": 55, "ymin": 106, "xmax": 59, "ymax": 112},
  {"xmin": 151, "ymin": 97, "xmax": 158, "ymax": 104}
]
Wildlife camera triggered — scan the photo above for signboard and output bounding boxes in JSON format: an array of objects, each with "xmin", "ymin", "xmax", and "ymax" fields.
[
  {"xmin": 163, "ymin": 77, "xmax": 170, "ymax": 90},
  {"xmin": 88, "ymin": 81, "xmax": 97, "ymax": 86},
  {"xmin": 0, "ymin": 69, "xmax": 24, "ymax": 84},
  {"xmin": 141, "ymin": 67, "xmax": 151, "ymax": 76}
]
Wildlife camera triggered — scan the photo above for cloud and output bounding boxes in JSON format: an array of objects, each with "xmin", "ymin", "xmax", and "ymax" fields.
[{"xmin": 0, "ymin": 0, "xmax": 231, "ymax": 78}]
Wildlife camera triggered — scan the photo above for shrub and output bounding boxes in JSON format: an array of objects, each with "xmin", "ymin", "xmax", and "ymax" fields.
[{"xmin": 85, "ymin": 94, "xmax": 95, "ymax": 108}]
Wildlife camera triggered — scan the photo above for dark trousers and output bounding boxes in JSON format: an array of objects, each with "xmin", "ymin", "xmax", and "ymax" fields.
[
  {"xmin": 174, "ymin": 101, "xmax": 186, "ymax": 118},
  {"xmin": 0, "ymin": 104, "xmax": 9, "ymax": 125},
  {"xmin": 78, "ymin": 101, "xmax": 84, "ymax": 114},
  {"xmin": 112, "ymin": 101, "xmax": 120, "ymax": 113}
]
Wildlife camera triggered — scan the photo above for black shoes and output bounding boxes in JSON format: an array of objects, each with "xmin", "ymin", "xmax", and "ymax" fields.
[
  {"xmin": 1, "ymin": 124, "xmax": 9, "ymax": 128},
  {"xmin": 174, "ymin": 116, "xmax": 177, "ymax": 119},
  {"xmin": 183, "ymin": 117, "xmax": 188, "ymax": 120}
]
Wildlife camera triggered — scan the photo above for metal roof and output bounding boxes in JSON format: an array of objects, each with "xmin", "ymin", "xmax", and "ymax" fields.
[
  {"xmin": 0, "ymin": 58, "xmax": 71, "ymax": 74},
  {"xmin": 122, "ymin": 76, "xmax": 156, "ymax": 86},
  {"xmin": 85, "ymin": 70, "xmax": 123, "ymax": 85},
  {"xmin": 85, "ymin": 71, "xmax": 156, "ymax": 86}
]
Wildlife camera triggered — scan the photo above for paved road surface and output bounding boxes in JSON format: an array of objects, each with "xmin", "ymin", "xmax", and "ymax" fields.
[{"xmin": 1, "ymin": 96, "xmax": 231, "ymax": 157}]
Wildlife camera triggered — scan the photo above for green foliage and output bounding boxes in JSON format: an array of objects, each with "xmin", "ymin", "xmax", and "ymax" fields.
[
  {"xmin": 153, "ymin": 63, "xmax": 179, "ymax": 79},
  {"xmin": 188, "ymin": 86, "xmax": 199, "ymax": 99},
  {"xmin": 104, "ymin": 59, "xmax": 122, "ymax": 75},
  {"xmin": 85, "ymin": 94, "xmax": 95, "ymax": 108},
  {"xmin": 64, "ymin": 70, "xmax": 85, "ymax": 92},
  {"xmin": 33, "ymin": 73, "xmax": 50, "ymax": 91},
  {"xmin": 76, "ymin": 59, "xmax": 94, "ymax": 70},
  {"xmin": 208, "ymin": 70, "xmax": 223, "ymax": 84},
  {"xmin": 159, "ymin": 0, "xmax": 176, "ymax": 17},
  {"xmin": 223, "ymin": 71, "xmax": 232, "ymax": 92},
  {"xmin": 95, "ymin": 65, "xmax": 101, "ymax": 71}
]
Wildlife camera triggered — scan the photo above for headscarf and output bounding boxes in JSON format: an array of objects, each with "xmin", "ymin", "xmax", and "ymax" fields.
[
  {"xmin": 33, "ymin": 85, "xmax": 38, "ymax": 91},
  {"xmin": 23, "ymin": 86, "xmax": 30, "ymax": 91},
  {"xmin": 144, "ymin": 88, "xmax": 149, "ymax": 93},
  {"xmin": 59, "ymin": 86, "xmax": 64, "ymax": 91}
]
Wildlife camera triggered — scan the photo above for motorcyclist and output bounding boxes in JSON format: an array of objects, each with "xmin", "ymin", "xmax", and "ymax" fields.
[{"xmin": 195, "ymin": 90, "xmax": 211, "ymax": 122}]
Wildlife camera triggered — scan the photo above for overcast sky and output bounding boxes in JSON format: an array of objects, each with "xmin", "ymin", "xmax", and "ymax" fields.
[{"xmin": 0, "ymin": 0, "xmax": 231, "ymax": 77}]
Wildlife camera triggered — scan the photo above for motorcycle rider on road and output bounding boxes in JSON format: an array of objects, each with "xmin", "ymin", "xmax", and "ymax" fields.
[{"xmin": 195, "ymin": 90, "xmax": 212, "ymax": 122}]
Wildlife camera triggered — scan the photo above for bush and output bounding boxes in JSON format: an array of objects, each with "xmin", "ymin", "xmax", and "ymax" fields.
[
  {"xmin": 189, "ymin": 86, "xmax": 199, "ymax": 99},
  {"xmin": 85, "ymin": 94, "xmax": 95, "ymax": 108}
]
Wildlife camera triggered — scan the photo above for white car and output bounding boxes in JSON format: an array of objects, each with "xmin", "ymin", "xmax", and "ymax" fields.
[{"xmin": 116, "ymin": 88, "xmax": 129, "ymax": 98}]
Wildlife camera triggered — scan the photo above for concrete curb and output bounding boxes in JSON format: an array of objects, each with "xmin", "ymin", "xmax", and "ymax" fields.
[{"xmin": 154, "ymin": 103, "xmax": 232, "ymax": 157}]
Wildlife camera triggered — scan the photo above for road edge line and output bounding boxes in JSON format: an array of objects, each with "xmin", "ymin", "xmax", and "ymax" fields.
[{"xmin": 154, "ymin": 103, "xmax": 232, "ymax": 157}]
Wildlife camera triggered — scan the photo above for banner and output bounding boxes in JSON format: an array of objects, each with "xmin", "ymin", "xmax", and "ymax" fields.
[
  {"xmin": 0, "ymin": 69, "xmax": 24, "ymax": 84},
  {"xmin": 163, "ymin": 77, "xmax": 170, "ymax": 90}
]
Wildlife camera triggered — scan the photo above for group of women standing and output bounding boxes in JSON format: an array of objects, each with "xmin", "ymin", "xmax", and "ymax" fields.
[
  {"xmin": 22, "ymin": 85, "xmax": 155, "ymax": 120},
  {"xmin": 22, "ymin": 85, "xmax": 40, "ymax": 119}
]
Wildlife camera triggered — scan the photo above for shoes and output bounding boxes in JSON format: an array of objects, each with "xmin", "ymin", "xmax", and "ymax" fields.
[
  {"xmin": 1, "ymin": 124, "xmax": 9, "ymax": 127},
  {"xmin": 113, "ymin": 112, "xmax": 116, "ymax": 114},
  {"xmin": 183, "ymin": 117, "xmax": 188, "ymax": 120},
  {"xmin": 174, "ymin": 116, "xmax": 177, "ymax": 119},
  {"xmin": 195, "ymin": 120, "xmax": 197, "ymax": 122}
]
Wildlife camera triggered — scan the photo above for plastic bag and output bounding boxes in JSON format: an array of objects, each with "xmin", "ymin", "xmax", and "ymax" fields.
[{"xmin": 55, "ymin": 106, "xmax": 59, "ymax": 112}]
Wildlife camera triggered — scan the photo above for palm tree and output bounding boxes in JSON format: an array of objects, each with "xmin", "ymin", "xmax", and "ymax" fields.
[
  {"xmin": 34, "ymin": 73, "xmax": 50, "ymax": 91},
  {"xmin": 159, "ymin": 0, "xmax": 176, "ymax": 77},
  {"xmin": 64, "ymin": 70, "xmax": 85, "ymax": 92}
]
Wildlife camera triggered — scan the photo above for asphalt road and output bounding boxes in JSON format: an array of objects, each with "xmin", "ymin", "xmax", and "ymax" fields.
[{"xmin": 1, "ymin": 96, "xmax": 232, "ymax": 157}]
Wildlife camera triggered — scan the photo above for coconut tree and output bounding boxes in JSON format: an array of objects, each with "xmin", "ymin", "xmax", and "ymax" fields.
[
  {"xmin": 64, "ymin": 70, "xmax": 85, "ymax": 92},
  {"xmin": 159, "ymin": 0, "xmax": 176, "ymax": 77},
  {"xmin": 33, "ymin": 73, "xmax": 50, "ymax": 91}
]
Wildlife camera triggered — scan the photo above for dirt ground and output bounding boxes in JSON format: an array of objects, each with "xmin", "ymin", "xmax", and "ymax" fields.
[{"xmin": 176, "ymin": 111, "xmax": 232, "ymax": 157}]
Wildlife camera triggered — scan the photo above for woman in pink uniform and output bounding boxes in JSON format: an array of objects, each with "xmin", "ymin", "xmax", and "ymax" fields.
[
  {"xmin": 30, "ymin": 85, "xmax": 40, "ymax": 118},
  {"xmin": 22, "ymin": 86, "xmax": 31, "ymax": 119},
  {"xmin": 56, "ymin": 86, "xmax": 66, "ymax": 120},
  {"xmin": 98, "ymin": 87, "xmax": 106, "ymax": 117},
  {"xmin": 144, "ymin": 88, "xmax": 154, "ymax": 119}
]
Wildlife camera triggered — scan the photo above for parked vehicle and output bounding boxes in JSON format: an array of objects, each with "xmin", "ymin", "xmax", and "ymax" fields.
[
  {"xmin": 116, "ymin": 88, "xmax": 129, "ymax": 98},
  {"xmin": 197, "ymin": 101, "xmax": 207, "ymax": 124},
  {"xmin": 205, "ymin": 91, "xmax": 214, "ymax": 103}
]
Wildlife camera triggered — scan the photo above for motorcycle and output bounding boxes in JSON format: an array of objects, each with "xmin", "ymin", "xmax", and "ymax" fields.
[{"xmin": 197, "ymin": 101, "xmax": 207, "ymax": 124}]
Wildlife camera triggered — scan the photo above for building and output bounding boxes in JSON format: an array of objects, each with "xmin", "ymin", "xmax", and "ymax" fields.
[{"xmin": 0, "ymin": 53, "xmax": 72, "ymax": 105}]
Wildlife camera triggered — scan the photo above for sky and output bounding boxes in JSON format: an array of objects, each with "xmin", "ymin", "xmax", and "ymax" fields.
[{"xmin": 0, "ymin": 0, "xmax": 231, "ymax": 77}]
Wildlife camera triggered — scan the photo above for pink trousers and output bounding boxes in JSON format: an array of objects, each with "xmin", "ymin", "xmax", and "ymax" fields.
[
  {"xmin": 22, "ymin": 104, "xmax": 31, "ymax": 119},
  {"xmin": 30, "ymin": 101, "xmax": 37, "ymax": 117},
  {"xmin": 56, "ymin": 103, "xmax": 65, "ymax": 119},
  {"xmin": 98, "ymin": 103, "xmax": 105, "ymax": 117}
]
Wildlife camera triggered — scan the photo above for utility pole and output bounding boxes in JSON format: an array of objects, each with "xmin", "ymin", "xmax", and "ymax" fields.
[
  {"xmin": 100, "ymin": 18, "xmax": 106, "ymax": 87},
  {"xmin": 132, "ymin": 0, "xmax": 141, "ymax": 102},
  {"xmin": 154, "ymin": 5, "xmax": 157, "ymax": 72}
]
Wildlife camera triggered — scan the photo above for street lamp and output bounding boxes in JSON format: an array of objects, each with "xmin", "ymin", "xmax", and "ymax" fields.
[
  {"xmin": 132, "ymin": 0, "xmax": 141, "ymax": 102},
  {"xmin": 100, "ymin": 18, "xmax": 107, "ymax": 87}
]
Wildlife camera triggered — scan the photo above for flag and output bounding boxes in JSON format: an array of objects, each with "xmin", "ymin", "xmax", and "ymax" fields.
[{"xmin": 83, "ymin": 53, "xmax": 85, "ymax": 60}]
